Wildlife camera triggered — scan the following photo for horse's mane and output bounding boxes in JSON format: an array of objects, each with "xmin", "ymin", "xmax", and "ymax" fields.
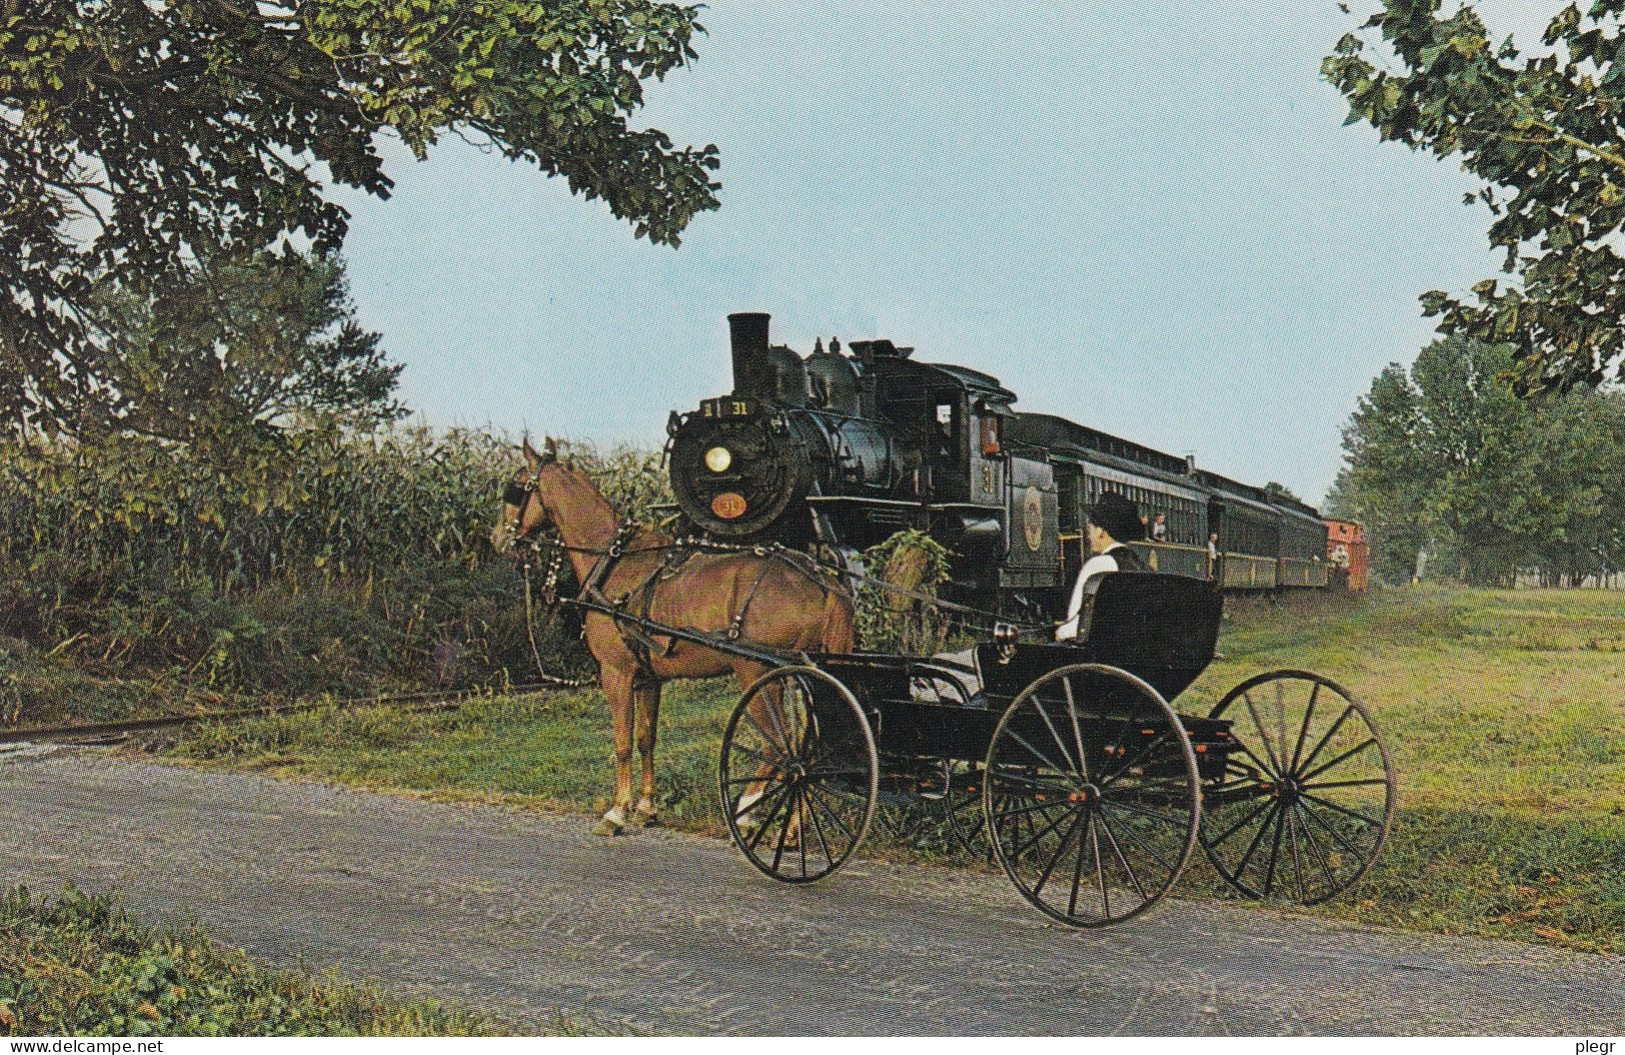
[{"xmin": 550, "ymin": 459, "xmax": 672, "ymax": 548}]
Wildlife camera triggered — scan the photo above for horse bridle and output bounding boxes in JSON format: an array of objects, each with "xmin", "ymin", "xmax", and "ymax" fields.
[
  {"xmin": 498, "ymin": 462, "xmax": 547, "ymax": 553},
  {"xmin": 497, "ymin": 466, "xmax": 573, "ymax": 611}
]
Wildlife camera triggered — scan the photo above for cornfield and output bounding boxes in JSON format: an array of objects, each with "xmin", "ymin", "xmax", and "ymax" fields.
[{"xmin": 0, "ymin": 425, "xmax": 671, "ymax": 719}]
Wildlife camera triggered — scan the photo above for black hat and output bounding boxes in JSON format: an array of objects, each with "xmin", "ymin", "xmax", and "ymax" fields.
[{"xmin": 1089, "ymin": 491, "xmax": 1145, "ymax": 543}]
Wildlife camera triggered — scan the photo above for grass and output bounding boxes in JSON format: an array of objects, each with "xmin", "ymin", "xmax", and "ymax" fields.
[
  {"xmin": 167, "ymin": 586, "xmax": 1625, "ymax": 956},
  {"xmin": 0, "ymin": 885, "xmax": 498, "ymax": 1037}
]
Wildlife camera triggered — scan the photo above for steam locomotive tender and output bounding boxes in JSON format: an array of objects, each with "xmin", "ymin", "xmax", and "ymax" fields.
[{"xmin": 667, "ymin": 312, "xmax": 1339, "ymax": 616}]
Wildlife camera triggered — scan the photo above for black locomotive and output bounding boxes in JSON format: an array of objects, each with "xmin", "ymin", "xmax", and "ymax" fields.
[{"xmin": 667, "ymin": 312, "xmax": 1332, "ymax": 615}]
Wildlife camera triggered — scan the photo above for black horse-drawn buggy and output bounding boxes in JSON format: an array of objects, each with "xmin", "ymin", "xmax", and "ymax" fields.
[{"xmin": 716, "ymin": 573, "xmax": 1396, "ymax": 928}]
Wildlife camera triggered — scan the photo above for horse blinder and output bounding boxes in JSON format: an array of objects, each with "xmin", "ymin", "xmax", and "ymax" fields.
[{"xmin": 502, "ymin": 482, "xmax": 532, "ymax": 508}]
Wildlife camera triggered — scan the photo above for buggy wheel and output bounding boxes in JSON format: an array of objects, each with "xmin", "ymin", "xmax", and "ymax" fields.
[
  {"xmin": 719, "ymin": 665, "xmax": 878, "ymax": 884},
  {"xmin": 943, "ymin": 761, "xmax": 992, "ymax": 861},
  {"xmin": 984, "ymin": 663, "xmax": 1201, "ymax": 928},
  {"xmin": 1201, "ymin": 670, "xmax": 1395, "ymax": 905}
]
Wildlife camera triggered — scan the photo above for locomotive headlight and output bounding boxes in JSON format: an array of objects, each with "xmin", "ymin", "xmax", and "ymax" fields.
[{"xmin": 704, "ymin": 446, "xmax": 733, "ymax": 473}]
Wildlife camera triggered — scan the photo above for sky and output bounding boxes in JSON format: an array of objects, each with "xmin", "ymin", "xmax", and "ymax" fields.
[{"xmin": 333, "ymin": 1, "xmax": 1553, "ymax": 506}]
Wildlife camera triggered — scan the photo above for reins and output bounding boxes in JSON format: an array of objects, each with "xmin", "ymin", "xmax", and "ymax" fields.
[
  {"xmin": 518, "ymin": 524, "xmax": 1052, "ymax": 639},
  {"xmin": 520, "ymin": 552, "xmax": 595, "ymax": 688}
]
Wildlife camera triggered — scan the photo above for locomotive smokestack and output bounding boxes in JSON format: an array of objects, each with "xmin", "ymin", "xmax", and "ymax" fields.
[{"xmin": 728, "ymin": 312, "xmax": 773, "ymax": 399}]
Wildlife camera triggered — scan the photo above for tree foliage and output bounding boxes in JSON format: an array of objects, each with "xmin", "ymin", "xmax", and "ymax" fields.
[
  {"xmin": 83, "ymin": 250, "xmax": 403, "ymax": 445},
  {"xmin": 1326, "ymin": 1, "xmax": 1625, "ymax": 394},
  {"xmin": 0, "ymin": 0, "xmax": 720, "ymax": 435},
  {"xmin": 1339, "ymin": 336, "xmax": 1625, "ymax": 584}
]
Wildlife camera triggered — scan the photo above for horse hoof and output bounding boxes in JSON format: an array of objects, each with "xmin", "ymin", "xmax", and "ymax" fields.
[
  {"xmin": 631, "ymin": 808, "xmax": 661, "ymax": 829},
  {"xmin": 591, "ymin": 817, "xmax": 625, "ymax": 837}
]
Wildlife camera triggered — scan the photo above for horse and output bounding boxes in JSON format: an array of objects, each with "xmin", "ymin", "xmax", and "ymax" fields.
[{"xmin": 491, "ymin": 438, "xmax": 855, "ymax": 836}]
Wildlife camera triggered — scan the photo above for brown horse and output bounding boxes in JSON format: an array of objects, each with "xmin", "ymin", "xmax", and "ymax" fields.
[{"xmin": 491, "ymin": 438, "xmax": 855, "ymax": 836}]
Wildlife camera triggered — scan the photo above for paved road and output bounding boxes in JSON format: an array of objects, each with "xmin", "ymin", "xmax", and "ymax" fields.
[{"xmin": 1, "ymin": 747, "xmax": 1620, "ymax": 1035}]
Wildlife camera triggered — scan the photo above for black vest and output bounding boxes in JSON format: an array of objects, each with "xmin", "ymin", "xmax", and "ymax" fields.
[{"xmin": 1107, "ymin": 545, "xmax": 1147, "ymax": 572}]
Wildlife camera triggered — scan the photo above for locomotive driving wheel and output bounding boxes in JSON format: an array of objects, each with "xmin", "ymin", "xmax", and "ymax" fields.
[
  {"xmin": 984, "ymin": 663, "xmax": 1201, "ymax": 928},
  {"xmin": 1200, "ymin": 670, "xmax": 1396, "ymax": 905},
  {"xmin": 719, "ymin": 665, "xmax": 878, "ymax": 884}
]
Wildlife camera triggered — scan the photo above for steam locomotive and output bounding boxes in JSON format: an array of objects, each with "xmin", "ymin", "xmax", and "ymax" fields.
[{"xmin": 666, "ymin": 312, "xmax": 1344, "ymax": 616}]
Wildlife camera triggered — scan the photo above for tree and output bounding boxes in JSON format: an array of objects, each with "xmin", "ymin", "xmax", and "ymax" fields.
[
  {"xmin": 0, "ymin": 1, "xmax": 720, "ymax": 436},
  {"xmin": 1339, "ymin": 335, "xmax": 1625, "ymax": 585},
  {"xmin": 1322, "ymin": 465, "xmax": 1358, "ymax": 520},
  {"xmin": 1263, "ymin": 481, "xmax": 1303, "ymax": 503},
  {"xmin": 1325, "ymin": 2, "xmax": 1625, "ymax": 394},
  {"xmin": 1523, "ymin": 390, "xmax": 1625, "ymax": 583},
  {"xmin": 1339, "ymin": 361, "xmax": 1437, "ymax": 583},
  {"xmin": 85, "ymin": 250, "xmax": 402, "ymax": 446}
]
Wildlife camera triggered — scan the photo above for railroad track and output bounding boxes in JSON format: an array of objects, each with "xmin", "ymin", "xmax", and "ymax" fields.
[{"xmin": 0, "ymin": 681, "xmax": 565, "ymax": 748}]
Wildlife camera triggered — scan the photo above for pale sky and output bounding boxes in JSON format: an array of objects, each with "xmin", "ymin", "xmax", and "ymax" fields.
[{"xmin": 333, "ymin": 2, "xmax": 1552, "ymax": 504}]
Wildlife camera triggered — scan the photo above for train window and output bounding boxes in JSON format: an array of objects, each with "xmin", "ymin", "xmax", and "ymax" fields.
[
  {"xmin": 980, "ymin": 415, "xmax": 1002, "ymax": 456},
  {"xmin": 932, "ymin": 395, "xmax": 961, "ymax": 462}
]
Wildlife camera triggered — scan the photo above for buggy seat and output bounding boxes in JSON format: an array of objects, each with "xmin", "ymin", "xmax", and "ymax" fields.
[{"xmin": 970, "ymin": 572, "xmax": 1224, "ymax": 705}]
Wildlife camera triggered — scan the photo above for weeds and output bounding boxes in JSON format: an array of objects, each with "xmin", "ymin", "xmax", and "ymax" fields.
[
  {"xmin": 0, "ymin": 885, "xmax": 496, "ymax": 1037},
  {"xmin": 0, "ymin": 429, "xmax": 666, "ymax": 726}
]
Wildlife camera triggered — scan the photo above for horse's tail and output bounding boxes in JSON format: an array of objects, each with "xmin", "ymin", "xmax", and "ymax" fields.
[{"xmin": 820, "ymin": 586, "xmax": 857, "ymax": 654}]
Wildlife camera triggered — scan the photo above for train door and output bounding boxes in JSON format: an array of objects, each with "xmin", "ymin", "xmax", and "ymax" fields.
[
  {"xmin": 1055, "ymin": 463, "xmax": 1084, "ymax": 591},
  {"xmin": 927, "ymin": 389, "xmax": 967, "ymax": 502},
  {"xmin": 1002, "ymin": 456, "xmax": 1060, "ymax": 597}
]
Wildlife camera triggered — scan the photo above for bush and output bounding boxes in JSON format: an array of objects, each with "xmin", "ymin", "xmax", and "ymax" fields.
[{"xmin": 854, "ymin": 530, "xmax": 953, "ymax": 654}]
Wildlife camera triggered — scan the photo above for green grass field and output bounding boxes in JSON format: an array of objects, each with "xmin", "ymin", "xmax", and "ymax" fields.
[{"xmin": 169, "ymin": 586, "xmax": 1625, "ymax": 955}]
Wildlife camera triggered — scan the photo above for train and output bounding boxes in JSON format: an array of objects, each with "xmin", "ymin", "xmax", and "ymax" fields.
[{"xmin": 665, "ymin": 312, "xmax": 1363, "ymax": 617}]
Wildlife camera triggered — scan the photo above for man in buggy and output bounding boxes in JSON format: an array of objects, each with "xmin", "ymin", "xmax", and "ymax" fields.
[
  {"xmin": 924, "ymin": 492, "xmax": 1148, "ymax": 701},
  {"xmin": 1055, "ymin": 490, "xmax": 1147, "ymax": 641}
]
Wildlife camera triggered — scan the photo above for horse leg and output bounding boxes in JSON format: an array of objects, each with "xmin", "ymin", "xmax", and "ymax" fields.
[
  {"xmin": 631, "ymin": 679, "xmax": 662, "ymax": 828},
  {"xmin": 593, "ymin": 667, "xmax": 637, "ymax": 837},
  {"xmin": 733, "ymin": 662, "xmax": 803, "ymax": 849},
  {"xmin": 731, "ymin": 662, "xmax": 778, "ymax": 839}
]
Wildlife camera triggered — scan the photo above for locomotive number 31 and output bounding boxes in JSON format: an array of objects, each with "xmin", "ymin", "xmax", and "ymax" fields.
[{"xmin": 702, "ymin": 398, "xmax": 755, "ymax": 419}]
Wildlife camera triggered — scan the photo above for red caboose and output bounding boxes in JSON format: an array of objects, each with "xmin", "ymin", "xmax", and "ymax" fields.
[{"xmin": 1326, "ymin": 519, "xmax": 1368, "ymax": 593}]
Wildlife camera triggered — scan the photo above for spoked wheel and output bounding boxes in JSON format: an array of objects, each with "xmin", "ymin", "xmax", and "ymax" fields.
[
  {"xmin": 984, "ymin": 664, "xmax": 1201, "ymax": 928},
  {"xmin": 718, "ymin": 665, "xmax": 878, "ymax": 884},
  {"xmin": 1201, "ymin": 670, "xmax": 1396, "ymax": 904},
  {"xmin": 943, "ymin": 761, "xmax": 992, "ymax": 861}
]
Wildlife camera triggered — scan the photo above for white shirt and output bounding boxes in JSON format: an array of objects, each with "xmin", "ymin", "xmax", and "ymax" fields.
[{"xmin": 1055, "ymin": 543, "xmax": 1128, "ymax": 641}]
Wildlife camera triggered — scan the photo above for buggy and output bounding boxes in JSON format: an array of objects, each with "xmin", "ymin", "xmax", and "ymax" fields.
[{"xmin": 717, "ymin": 573, "xmax": 1396, "ymax": 928}]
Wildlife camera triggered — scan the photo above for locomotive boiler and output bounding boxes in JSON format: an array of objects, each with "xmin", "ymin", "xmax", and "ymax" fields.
[{"xmin": 667, "ymin": 311, "xmax": 1349, "ymax": 615}]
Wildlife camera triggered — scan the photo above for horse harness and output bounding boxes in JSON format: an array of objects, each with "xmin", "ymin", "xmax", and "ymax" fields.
[{"xmin": 535, "ymin": 521, "xmax": 839, "ymax": 681}]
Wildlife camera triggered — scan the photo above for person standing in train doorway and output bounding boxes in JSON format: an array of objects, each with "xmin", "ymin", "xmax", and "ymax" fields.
[{"xmin": 1056, "ymin": 492, "xmax": 1146, "ymax": 641}]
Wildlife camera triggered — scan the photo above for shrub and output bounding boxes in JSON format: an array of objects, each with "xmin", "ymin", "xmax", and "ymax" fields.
[{"xmin": 854, "ymin": 530, "xmax": 953, "ymax": 654}]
